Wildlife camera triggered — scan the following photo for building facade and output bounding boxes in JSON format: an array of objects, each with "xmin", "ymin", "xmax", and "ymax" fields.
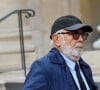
[{"xmin": 0, "ymin": 0, "xmax": 100, "ymax": 89}]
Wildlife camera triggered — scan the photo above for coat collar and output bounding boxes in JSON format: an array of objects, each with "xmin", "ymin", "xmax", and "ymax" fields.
[
  {"xmin": 48, "ymin": 48, "xmax": 88, "ymax": 67},
  {"xmin": 48, "ymin": 48, "xmax": 65, "ymax": 65}
]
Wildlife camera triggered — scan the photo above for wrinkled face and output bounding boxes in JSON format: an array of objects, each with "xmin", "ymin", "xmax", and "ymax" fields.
[{"xmin": 52, "ymin": 29, "xmax": 89, "ymax": 62}]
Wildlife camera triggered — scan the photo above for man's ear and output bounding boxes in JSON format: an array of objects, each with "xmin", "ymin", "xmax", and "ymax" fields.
[{"xmin": 52, "ymin": 34, "xmax": 60, "ymax": 47}]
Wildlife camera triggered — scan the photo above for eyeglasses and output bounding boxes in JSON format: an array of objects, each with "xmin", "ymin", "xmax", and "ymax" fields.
[{"xmin": 57, "ymin": 31, "xmax": 89, "ymax": 40}]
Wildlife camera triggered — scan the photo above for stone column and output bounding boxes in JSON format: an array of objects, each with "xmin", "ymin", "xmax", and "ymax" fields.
[
  {"xmin": 28, "ymin": 0, "xmax": 44, "ymax": 58},
  {"xmin": 63, "ymin": 0, "xmax": 81, "ymax": 17},
  {"xmin": 93, "ymin": 25, "xmax": 100, "ymax": 49}
]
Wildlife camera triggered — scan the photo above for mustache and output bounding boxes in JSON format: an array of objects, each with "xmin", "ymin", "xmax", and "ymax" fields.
[{"xmin": 73, "ymin": 43, "xmax": 84, "ymax": 48}]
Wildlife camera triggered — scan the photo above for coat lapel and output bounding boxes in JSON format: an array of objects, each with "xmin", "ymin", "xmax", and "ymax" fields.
[
  {"xmin": 65, "ymin": 64, "xmax": 78, "ymax": 90},
  {"xmin": 79, "ymin": 59, "xmax": 97, "ymax": 89}
]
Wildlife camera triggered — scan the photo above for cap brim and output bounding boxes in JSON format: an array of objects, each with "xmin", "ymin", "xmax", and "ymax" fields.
[{"xmin": 64, "ymin": 24, "xmax": 93, "ymax": 32}]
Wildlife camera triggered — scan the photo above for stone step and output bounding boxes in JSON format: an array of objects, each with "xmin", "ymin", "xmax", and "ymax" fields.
[
  {"xmin": 0, "ymin": 29, "xmax": 32, "ymax": 39},
  {"xmin": 0, "ymin": 44, "xmax": 35, "ymax": 54},
  {"xmin": 0, "ymin": 52, "xmax": 37, "ymax": 72},
  {"xmin": 0, "ymin": 27, "xmax": 34, "ymax": 53},
  {"xmin": 0, "ymin": 70, "xmax": 25, "ymax": 90}
]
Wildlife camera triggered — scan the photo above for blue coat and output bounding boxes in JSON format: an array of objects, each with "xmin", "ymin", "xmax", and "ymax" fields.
[{"xmin": 23, "ymin": 48, "xmax": 98, "ymax": 90}]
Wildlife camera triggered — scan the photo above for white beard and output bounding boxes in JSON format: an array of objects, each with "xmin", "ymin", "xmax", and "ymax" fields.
[
  {"xmin": 70, "ymin": 43, "xmax": 83, "ymax": 57},
  {"xmin": 60, "ymin": 35, "xmax": 84, "ymax": 61}
]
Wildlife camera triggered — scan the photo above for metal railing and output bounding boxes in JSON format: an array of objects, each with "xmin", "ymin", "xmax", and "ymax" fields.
[{"xmin": 0, "ymin": 9, "xmax": 35, "ymax": 76}]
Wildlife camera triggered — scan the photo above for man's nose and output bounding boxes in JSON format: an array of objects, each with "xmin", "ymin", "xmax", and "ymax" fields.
[{"xmin": 77, "ymin": 35, "xmax": 84, "ymax": 42}]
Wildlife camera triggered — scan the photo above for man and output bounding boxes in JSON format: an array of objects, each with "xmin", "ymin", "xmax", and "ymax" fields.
[{"xmin": 23, "ymin": 15, "xmax": 98, "ymax": 90}]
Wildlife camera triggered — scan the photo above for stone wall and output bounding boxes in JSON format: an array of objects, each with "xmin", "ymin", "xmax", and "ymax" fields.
[{"xmin": 0, "ymin": 0, "xmax": 36, "ymax": 72}]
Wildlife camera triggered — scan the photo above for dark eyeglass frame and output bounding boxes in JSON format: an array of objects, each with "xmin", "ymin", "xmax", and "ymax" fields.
[{"xmin": 57, "ymin": 31, "xmax": 89, "ymax": 40}]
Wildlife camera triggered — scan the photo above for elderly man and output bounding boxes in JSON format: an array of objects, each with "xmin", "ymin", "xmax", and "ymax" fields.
[{"xmin": 23, "ymin": 15, "xmax": 98, "ymax": 90}]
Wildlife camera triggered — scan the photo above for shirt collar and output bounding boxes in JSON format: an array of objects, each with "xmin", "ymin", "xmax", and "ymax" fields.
[{"xmin": 60, "ymin": 53, "xmax": 76, "ymax": 71}]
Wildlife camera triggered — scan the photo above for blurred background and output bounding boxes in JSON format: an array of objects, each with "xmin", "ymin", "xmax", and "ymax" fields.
[{"xmin": 0, "ymin": 0, "xmax": 100, "ymax": 90}]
